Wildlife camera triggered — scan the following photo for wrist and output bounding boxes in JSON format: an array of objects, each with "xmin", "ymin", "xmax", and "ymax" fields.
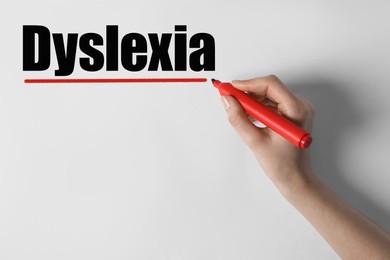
[{"xmin": 275, "ymin": 168, "xmax": 319, "ymax": 201}]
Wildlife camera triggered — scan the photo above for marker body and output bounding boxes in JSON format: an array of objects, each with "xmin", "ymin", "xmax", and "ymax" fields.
[{"xmin": 212, "ymin": 79, "xmax": 312, "ymax": 149}]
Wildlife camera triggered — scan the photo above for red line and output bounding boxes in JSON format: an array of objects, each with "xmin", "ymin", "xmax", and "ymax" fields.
[{"xmin": 24, "ymin": 78, "xmax": 208, "ymax": 84}]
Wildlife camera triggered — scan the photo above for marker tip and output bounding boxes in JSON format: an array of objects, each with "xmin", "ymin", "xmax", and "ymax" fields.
[{"xmin": 211, "ymin": 78, "xmax": 215, "ymax": 83}]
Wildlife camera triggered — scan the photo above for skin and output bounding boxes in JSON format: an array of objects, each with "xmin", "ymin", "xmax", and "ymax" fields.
[{"xmin": 220, "ymin": 75, "xmax": 390, "ymax": 260}]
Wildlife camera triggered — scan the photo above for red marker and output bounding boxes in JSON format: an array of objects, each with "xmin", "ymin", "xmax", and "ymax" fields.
[{"xmin": 211, "ymin": 79, "xmax": 312, "ymax": 149}]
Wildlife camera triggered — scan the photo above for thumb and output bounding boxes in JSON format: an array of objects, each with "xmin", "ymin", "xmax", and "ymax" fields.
[{"xmin": 221, "ymin": 95, "xmax": 267, "ymax": 149}]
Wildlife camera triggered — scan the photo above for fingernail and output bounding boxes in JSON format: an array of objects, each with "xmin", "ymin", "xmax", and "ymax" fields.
[{"xmin": 221, "ymin": 96, "xmax": 230, "ymax": 110}]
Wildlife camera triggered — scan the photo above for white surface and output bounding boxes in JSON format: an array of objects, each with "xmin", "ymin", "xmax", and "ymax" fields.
[{"xmin": 1, "ymin": 0, "xmax": 390, "ymax": 259}]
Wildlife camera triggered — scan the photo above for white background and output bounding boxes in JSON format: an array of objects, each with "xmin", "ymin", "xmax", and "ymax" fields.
[{"xmin": 1, "ymin": 0, "xmax": 390, "ymax": 259}]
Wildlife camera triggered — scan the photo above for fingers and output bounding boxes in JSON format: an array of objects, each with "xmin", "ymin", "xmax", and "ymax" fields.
[
  {"xmin": 232, "ymin": 75, "xmax": 300, "ymax": 116},
  {"xmin": 221, "ymin": 75, "xmax": 315, "ymax": 150},
  {"xmin": 296, "ymin": 96, "xmax": 315, "ymax": 131},
  {"xmin": 221, "ymin": 95, "xmax": 268, "ymax": 149}
]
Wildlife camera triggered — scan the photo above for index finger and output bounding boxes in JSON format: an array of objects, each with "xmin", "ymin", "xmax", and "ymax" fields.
[{"xmin": 231, "ymin": 75, "xmax": 300, "ymax": 115}]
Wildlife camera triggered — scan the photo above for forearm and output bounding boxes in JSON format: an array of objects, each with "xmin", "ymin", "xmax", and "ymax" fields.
[{"xmin": 280, "ymin": 172, "xmax": 390, "ymax": 259}]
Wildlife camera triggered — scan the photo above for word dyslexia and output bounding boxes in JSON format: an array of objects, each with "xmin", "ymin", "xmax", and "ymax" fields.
[{"xmin": 23, "ymin": 25, "xmax": 215, "ymax": 76}]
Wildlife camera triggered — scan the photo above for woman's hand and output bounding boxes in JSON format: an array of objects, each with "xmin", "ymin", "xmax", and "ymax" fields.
[
  {"xmin": 221, "ymin": 75, "xmax": 315, "ymax": 193},
  {"xmin": 220, "ymin": 74, "xmax": 390, "ymax": 259}
]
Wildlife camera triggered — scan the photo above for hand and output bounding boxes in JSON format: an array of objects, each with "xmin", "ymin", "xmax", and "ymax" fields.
[
  {"xmin": 221, "ymin": 75, "xmax": 315, "ymax": 193},
  {"xmin": 221, "ymin": 75, "xmax": 390, "ymax": 259}
]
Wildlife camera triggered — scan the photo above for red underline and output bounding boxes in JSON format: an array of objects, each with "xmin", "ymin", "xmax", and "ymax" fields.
[{"xmin": 24, "ymin": 78, "xmax": 208, "ymax": 84}]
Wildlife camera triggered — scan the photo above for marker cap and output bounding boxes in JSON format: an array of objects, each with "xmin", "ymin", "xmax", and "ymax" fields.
[{"xmin": 299, "ymin": 134, "xmax": 312, "ymax": 149}]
